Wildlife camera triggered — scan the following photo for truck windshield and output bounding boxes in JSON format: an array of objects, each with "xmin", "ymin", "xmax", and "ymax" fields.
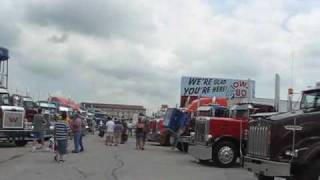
[
  {"xmin": 164, "ymin": 109, "xmax": 174, "ymax": 126},
  {"xmin": 301, "ymin": 91, "xmax": 320, "ymax": 109},
  {"xmin": 232, "ymin": 110, "xmax": 248, "ymax": 119},
  {"xmin": 95, "ymin": 113, "xmax": 105, "ymax": 118},
  {"xmin": 24, "ymin": 101, "xmax": 35, "ymax": 109},
  {"xmin": 198, "ymin": 108, "xmax": 228, "ymax": 117},
  {"xmin": 198, "ymin": 110, "xmax": 212, "ymax": 117},
  {"xmin": 0, "ymin": 93, "xmax": 10, "ymax": 105},
  {"xmin": 41, "ymin": 107, "xmax": 57, "ymax": 114}
]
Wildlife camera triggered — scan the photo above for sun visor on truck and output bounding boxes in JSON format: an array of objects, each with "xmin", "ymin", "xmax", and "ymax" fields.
[{"xmin": 0, "ymin": 47, "xmax": 9, "ymax": 61}]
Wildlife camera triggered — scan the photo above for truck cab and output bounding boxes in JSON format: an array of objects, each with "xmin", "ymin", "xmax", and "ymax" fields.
[
  {"xmin": 244, "ymin": 83, "xmax": 320, "ymax": 180},
  {"xmin": 160, "ymin": 108, "xmax": 186, "ymax": 146},
  {"xmin": 37, "ymin": 101, "xmax": 58, "ymax": 138},
  {"xmin": 23, "ymin": 96, "xmax": 38, "ymax": 122},
  {"xmin": 189, "ymin": 103, "xmax": 274, "ymax": 168},
  {"xmin": 0, "ymin": 89, "xmax": 29, "ymax": 146}
]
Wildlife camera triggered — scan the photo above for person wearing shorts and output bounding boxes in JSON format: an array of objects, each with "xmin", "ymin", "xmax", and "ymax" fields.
[
  {"xmin": 135, "ymin": 118, "xmax": 145, "ymax": 150},
  {"xmin": 54, "ymin": 119, "xmax": 69, "ymax": 162},
  {"xmin": 105, "ymin": 119, "xmax": 115, "ymax": 146},
  {"xmin": 114, "ymin": 121, "xmax": 123, "ymax": 146},
  {"xmin": 32, "ymin": 109, "xmax": 46, "ymax": 152}
]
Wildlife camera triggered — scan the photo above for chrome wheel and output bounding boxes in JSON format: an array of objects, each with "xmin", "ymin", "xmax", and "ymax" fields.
[{"xmin": 217, "ymin": 146, "xmax": 234, "ymax": 165}]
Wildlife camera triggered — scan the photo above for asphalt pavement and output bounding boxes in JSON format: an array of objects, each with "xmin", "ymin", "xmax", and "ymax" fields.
[{"xmin": 0, "ymin": 135, "xmax": 256, "ymax": 180}]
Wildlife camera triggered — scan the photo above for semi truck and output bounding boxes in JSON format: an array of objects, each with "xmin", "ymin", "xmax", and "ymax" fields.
[
  {"xmin": 147, "ymin": 118, "xmax": 164, "ymax": 142},
  {"xmin": 189, "ymin": 103, "xmax": 274, "ymax": 167},
  {"xmin": 159, "ymin": 98, "xmax": 228, "ymax": 150},
  {"xmin": 11, "ymin": 94, "xmax": 38, "ymax": 122},
  {"xmin": 244, "ymin": 83, "xmax": 320, "ymax": 180},
  {"xmin": 159, "ymin": 108, "xmax": 187, "ymax": 146},
  {"xmin": 22, "ymin": 96, "xmax": 38, "ymax": 122},
  {"xmin": 0, "ymin": 47, "xmax": 31, "ymax": 146}
]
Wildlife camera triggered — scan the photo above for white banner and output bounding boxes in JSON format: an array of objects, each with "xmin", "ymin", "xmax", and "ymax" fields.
[{"xmin": 181, "ymin": 76, "xmax": 255, "ymax": 99}]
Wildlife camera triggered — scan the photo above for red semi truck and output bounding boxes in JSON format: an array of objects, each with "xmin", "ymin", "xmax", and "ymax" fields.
[
  {"xmin": 189, "ymin": 103, "xmax": 274, "ymax": 167},
  {"xmin": 159, "ymin": 98, "xmax": 228, "ymax": 147},
  {"xmin": 147, "ymin": 118, "xmax": 164, "ymax": 142}
]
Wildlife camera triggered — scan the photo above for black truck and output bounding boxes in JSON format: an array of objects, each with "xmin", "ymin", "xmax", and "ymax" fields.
[{"xmin": 244, "ymin": 83, "xmax": 320, "ymax": 180}]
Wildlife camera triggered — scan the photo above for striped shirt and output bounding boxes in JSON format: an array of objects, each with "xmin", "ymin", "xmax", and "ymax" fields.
[{"xmin": 54, "ymin": 121, "xmax": 69, "ymax": 140}]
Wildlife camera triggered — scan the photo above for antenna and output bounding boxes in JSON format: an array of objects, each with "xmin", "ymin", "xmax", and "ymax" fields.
[
  {"xmin": 288, "ymin": 51, "xmax": 295, "ymax": 112},
  {"xmin": 38, "ymin": 90, "xmax": 40, "ymax": 102}
]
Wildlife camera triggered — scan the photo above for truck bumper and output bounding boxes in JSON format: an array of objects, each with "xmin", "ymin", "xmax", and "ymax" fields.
[
  {"xmin": 244, "ymin": 156, "xmax": 291, "ymax": 177},
  {"xmin": 147, "ymin": 132, "xmax": 160, "ymax": 142},
  {"xmin": 0, "ymin": 130, "xmax": 34, "ymax": 142},
  {"xmin": 189, "ymin": 144, "xmax": 212, "ymax": 160}
]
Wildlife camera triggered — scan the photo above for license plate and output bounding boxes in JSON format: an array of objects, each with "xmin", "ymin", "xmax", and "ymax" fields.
[{"xmin": 275, "ymin": 178, "xmax": 286, "ymax": 180}]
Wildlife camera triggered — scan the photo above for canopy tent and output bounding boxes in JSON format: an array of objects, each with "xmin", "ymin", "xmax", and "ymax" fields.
[{"xmin": 187, "ymin": 97, "xmax": 228, "ymax": 112}]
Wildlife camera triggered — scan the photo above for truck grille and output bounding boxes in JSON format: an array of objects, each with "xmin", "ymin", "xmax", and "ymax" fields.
[
  {"xmin": 194, "ymin": 119, "xmax": 209, "ymax": 143},
  {"xmin": 247, "ymin": 121, "xmax": 270, "ymax": 158},
  {"xmin": 2, "ymin": 111, "xmax": 24, "ymax": 129}
]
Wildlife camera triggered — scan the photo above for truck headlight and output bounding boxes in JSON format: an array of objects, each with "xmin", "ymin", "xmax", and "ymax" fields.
[
  {"xmin": 285, "ymin": 150, "xmax": 298, "ymax": 157},
  {"xmin": 206, "ymin": 134, "xmax": 213, "ymax": 141},
  {"xmin": 50, "ymin": 126, "xmax": 54, "ymax": 130}
]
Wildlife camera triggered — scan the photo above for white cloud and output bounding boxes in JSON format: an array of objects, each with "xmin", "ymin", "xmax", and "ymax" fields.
[{"xmin": 1, "ymin": 0, "xmax": 320, "ymax": 112}]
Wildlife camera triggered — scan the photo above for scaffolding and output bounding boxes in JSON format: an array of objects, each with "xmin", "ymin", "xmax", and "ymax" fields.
[{"xmin": 0, "ymin": 47, "xmax": 9, "ymax": 89}]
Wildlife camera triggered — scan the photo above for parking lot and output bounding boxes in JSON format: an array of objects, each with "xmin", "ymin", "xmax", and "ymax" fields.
[{"xmin": 0, "ymin": 135, "xmax": 256, "ymax": 180}]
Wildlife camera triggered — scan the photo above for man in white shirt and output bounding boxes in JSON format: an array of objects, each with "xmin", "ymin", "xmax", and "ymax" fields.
[
  {"xmin": 127, "ymin": 122, "xmax": 133, "ymax": 137},
  {"xmin": 105, "ymin": 118, "xmax": 115, "ymax": 146}
]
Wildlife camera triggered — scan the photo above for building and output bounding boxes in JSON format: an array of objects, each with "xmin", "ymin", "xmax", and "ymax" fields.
[{"xmin": 81, "ymin": 102, "xmax": 146, "ymax": 120}]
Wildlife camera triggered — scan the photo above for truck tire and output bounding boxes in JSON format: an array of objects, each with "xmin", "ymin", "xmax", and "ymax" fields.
[
  {"xmin": 177, "ymin": 142, "xmax": 188, "ymax": 153},
  {"xmin": 257, "ymin": 175, "xmax": 274, "ymax": 180},
  {"xmin": 177, "ymin": 142, "xmax": 183, "ymax": 152},
  {"xmin": 213, "ymin": 141, "xmax": 238, "ymax": 168},
  {"xmin": 15, "ymin": 140, "xmax": 28, "ymax": 147},
  {"xmin": 183, "ymin": 143, "xmax": 189, "ymax": 153},
  {"xmin": 294, "ymin": 162, "xmax": 320, "ymax": 180},
  {"xmin": 159, "ymin": 132, "xmax": 170, "ymax": 146}
]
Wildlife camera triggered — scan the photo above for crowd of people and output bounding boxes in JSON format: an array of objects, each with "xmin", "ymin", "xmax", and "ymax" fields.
[
  {"xmin": 102, "ymin": 116, "xmax": 148, "ymax": 150},
  {"xmin": 31, "ymin": 110, "xmax": 150, "ymax": 163},
  {"xmin": 32, "ymin": 110, "xmax": 87, "ymax": 162}
]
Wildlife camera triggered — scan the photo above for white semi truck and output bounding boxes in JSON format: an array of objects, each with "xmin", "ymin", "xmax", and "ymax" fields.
[{"xmin": 0, "ymin": 47, "xmax": 31, "ymax": 146}]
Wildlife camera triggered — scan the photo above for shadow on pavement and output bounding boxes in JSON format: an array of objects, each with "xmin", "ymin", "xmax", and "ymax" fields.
[
  {"xmin": 0, "ymin": 143, "xmax": 18, "ymax": 148},
  {"xmin": 191, "ymin": 159, "xmax": 242, "ymax": 168}
]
